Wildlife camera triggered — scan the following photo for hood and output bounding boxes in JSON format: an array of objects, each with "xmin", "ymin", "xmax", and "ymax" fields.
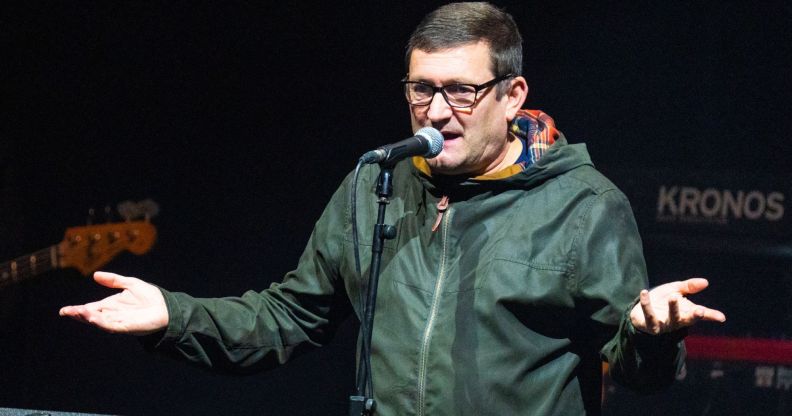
[{"xmin": 411, "ymin": 109, "xmax": 594, "ymax": 198}]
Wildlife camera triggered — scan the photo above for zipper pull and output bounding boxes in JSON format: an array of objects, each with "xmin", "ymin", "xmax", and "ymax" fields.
[{"xmin": 431, "ymin": 195, "xmax": 450, "ymax": 232}]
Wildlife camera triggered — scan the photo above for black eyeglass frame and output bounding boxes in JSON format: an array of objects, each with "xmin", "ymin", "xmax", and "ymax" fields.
[{"xmin": 401, "ymin": 73, "xmax": 515, "ymax": 109}]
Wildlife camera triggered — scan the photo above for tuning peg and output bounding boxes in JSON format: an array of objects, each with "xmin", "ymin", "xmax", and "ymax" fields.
[
  {"xmin": 117, "ymin": 201, "xmax": 133, "ymax": 221},
  {"xmin": 87, "ymin": 207, "xmax": 96, "ymax": 225},
  {"xmin": 139, "ymin": 199, "xmax": 160, "ymax": 220},
  {"xmin": 104, "ymin": 205, "xmax": 115, "ymax": 223},
  {"xmin": 117, "ymin": 199, "xmax": 160, "ymax": 221}
]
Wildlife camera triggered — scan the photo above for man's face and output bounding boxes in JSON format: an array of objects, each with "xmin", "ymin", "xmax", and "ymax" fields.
[{"xmin": 407, "ymin": 42, "xmax": 522, "ymax": 176}]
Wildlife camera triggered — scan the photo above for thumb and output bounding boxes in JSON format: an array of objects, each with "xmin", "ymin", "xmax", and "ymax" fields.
[
  {"xmin": 679, "ymin": 277, "xmax": 710, "ymax": 295},
  {"xmin": 93, "ymin": 271, "xmax": 135, "ymax": 290}
]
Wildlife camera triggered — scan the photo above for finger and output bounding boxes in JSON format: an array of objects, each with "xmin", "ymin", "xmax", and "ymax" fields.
[
  {"xmin": 93, "ymin": 271, "xmax": 136, "ymax": 290},
  {"xmin": 698, "ymin": 307, "xmax": 727, "ymax": 323},
  {"xmin": 59, "ymin": 303, "xmax": 92, "ymax": 317},
  {"xmin": 59, "ymin": 301, "xmax": 129, "ymax": 332},
  {"xmin": 79, "ymin": 298, "xmax": 112, "ymax": 312},
  {"xmin": 668, "ymin": 294, "xmax": 680, "ymax": 326},
  {"xmin": 59, "ymin": 304, "xmax": 93, "ymax": 323},
  {"xmin": 77, "ymin": 306, "xmax": 119, "ymax": 331},
  {"xmin": 678, "ymin": 277, "xmax": 709, "ymax": 295},
  {"xmin": 88, "ymin": 309, "xmax": 143, "ymax": 333},
  {"xmin": 639, "ymin": 290, "xmax": 657, "ymax": 332},
  {"xmin": 60, "ymin": 298, "xmax": 107, "ymax": 318}
]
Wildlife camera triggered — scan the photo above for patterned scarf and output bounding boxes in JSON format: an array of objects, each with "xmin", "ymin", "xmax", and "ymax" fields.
[{"xmin": 510, "ymin": 109, "xmax": 560, "ymax": 169}]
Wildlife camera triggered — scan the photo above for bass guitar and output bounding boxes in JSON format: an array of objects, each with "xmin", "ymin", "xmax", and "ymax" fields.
[{"xmin": 0, "ymin": 220, "xmax": 156, "ymax": 288}]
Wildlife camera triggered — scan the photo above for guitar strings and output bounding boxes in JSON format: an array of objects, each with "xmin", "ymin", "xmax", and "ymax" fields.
[{"xmin": 0, "ymin": 247, "xmax": 57, "ymax": 283}]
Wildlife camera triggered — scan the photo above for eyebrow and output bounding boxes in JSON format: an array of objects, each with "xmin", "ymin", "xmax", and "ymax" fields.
[{"xmin": 407, "ymin": 77, "xmax": 477, "ymax": 85}]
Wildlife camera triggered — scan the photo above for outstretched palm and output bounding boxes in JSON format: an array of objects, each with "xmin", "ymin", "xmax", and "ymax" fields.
[
  {"xmin": 60, "ymin": 271, "xmax": 169, "ymax": 335},
  {"xmin": 630, "ymin": 278, "xmax": 726, "ymax": 335}
]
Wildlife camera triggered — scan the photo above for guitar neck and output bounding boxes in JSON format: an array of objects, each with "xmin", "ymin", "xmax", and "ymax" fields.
[{"xmin": 0, "ymin": 245, "xmax": 60, "ymax": 288}]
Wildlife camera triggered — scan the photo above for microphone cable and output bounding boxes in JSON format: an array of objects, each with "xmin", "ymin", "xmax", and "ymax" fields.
[{"xmin": 350, "ymin": 157, "xmax": 374, "ymax": 398}]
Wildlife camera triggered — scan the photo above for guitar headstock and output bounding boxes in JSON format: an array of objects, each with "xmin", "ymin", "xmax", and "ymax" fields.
[{"xmin": 58, "ymin": 221, "xmax": 157, "ymax": 275}]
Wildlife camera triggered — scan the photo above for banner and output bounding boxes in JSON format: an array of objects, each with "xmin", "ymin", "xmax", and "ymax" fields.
[{"xmin": 610, "ymin": 169, "xmax": 791, "ymax": 259}]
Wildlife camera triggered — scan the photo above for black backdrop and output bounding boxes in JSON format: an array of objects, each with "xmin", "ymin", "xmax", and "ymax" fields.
[{"xmin": 2, "ymin": 1, "xmax": 791, "ymax": 415}]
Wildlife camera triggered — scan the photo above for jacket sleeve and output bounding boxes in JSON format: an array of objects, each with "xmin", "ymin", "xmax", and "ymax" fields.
[
  {"xmin": 144, "ymin": 175, "xmax": 354, "ymax": 374},
  {"xmin": 573, "ymin": 188, "xmax": 685, "ymax": 393}
]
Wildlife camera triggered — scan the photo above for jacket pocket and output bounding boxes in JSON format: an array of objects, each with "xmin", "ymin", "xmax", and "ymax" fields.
[{"xmin": 478, "ymin": 257, "xmax": 573, "ymax": 305}]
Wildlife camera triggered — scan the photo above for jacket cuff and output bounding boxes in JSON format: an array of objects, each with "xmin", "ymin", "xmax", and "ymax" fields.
[{"xmin": 138, "ymin": 287, "xmax": 187, "ymax": 351}]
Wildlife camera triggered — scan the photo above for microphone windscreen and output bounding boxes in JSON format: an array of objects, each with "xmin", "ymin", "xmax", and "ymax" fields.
[{"xmin": 415, "ymin": 127, "xmax": 444, "ymax": 158}]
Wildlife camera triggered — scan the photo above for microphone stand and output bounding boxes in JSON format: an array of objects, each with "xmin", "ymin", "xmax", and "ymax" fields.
[{"xmin": 348, "ymin": 163, "xmax": 397, "ymax": 416}]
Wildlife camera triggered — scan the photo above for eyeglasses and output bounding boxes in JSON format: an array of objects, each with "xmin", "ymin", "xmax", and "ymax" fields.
[{"xmin": 401, "ymin": 73, "xmax": 514, "ymax": 108}]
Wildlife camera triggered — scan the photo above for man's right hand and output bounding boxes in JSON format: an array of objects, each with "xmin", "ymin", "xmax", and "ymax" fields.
[{"xmin": 59, "ymin": 271, "xmax": 169, "ymax": 335}]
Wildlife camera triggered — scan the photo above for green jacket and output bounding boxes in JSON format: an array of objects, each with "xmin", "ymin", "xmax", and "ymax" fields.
[{"xmin": 154, "ymin": 136, "xmax": 684, "ymax": 415}]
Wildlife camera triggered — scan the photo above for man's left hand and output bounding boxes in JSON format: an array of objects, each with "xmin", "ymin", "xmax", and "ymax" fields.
[{"xmin": 630, "ymin": 278, "xmax": 726, "ymax": 335}]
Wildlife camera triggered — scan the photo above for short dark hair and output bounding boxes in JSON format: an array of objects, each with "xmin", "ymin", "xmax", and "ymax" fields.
[{"xmin": 406, "ymin": 2, "xmax": 523, "ymax": 90}]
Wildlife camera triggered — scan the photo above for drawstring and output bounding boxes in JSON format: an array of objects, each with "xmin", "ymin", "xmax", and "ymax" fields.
[{"xmin": 431, "ymin": 195, "xmax": 449, "ymax": 232}]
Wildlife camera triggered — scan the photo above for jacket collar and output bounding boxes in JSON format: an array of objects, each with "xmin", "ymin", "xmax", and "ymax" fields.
[{"xmin": 409, "ymin": 109, "xmax": 593, "ymax": 198}]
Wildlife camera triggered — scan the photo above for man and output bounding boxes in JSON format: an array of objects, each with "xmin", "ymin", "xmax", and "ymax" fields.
[{"xmin": 60, "ymin": 3, "xmax": 725, "ymax": 415}]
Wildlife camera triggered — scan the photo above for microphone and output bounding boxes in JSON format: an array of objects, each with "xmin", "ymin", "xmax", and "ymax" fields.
[{"xmin": 360, "ymin": 127, "xmax": 444, "ymax": 165}]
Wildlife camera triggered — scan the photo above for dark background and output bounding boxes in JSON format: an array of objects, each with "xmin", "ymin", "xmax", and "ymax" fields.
[{"xmin": 1, "ymin": 1, "xmax": 790, "ymax": 415}]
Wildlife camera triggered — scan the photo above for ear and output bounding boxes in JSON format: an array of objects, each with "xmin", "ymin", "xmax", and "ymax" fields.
[{"xmin": 504, "ymin": 76, "xmax": 529, "ymax": 122}]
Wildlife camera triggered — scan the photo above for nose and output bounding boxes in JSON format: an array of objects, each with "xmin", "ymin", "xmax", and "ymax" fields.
[{"xmin": 426, "ymin": 91, "xmax": 453, "ymax": 123}]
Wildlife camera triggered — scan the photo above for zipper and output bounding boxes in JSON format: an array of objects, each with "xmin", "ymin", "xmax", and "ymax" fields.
[{"xmin": 417, "ymin": 205, "xmax": 452, "ymax": 415}]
